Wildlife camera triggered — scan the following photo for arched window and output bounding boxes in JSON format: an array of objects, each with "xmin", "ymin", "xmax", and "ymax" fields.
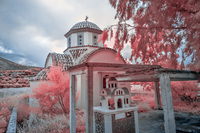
[
  {"xmin": 103, "ymin": 78, "xmax": 106, "ymax": 88},
  {"xmin": 126, "ymin": 98, "xmax": 129, "ymax": 104},
  {"xmin": 112, "ymin": 83, "xmax": 114, "ymax": 88},
  {"xmin": 117, "ymin": 99, "xmax": 122, "ymax": 108}
]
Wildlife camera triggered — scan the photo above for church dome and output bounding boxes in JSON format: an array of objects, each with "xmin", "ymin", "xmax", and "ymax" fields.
[
  {"xmin": 64, "ymin": 20, "xmax": 102, "ymax": 38},
  {"xmin": 71, "ymin": 21, "xmax": 101, "ymax": 31}
]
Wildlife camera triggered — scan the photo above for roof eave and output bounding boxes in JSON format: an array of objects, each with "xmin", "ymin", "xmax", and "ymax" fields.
[{"xmin": 64, "ymin": 28, "xmax": 103, "ymax": 38}]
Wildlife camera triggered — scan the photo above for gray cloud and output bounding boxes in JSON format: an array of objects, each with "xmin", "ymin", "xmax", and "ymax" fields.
[{"xmin": 0, "ymin": 0, "xmax": 117, "ymax": 67}]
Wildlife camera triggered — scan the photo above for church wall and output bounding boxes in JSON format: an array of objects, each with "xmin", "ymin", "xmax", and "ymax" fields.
[
  {"xmin": 88, "ymin": 50, "xmax": 124, "ymax": 64},
  {"xmin": 45, "ymin": 56, "xmax": 53, "ymax": 67},
  {"xmin": 29, "ymin": 81, "xmax": 41, "ymax": 107},
  {"xmin": 70, "ymin": 33, "xmax": 78, "ymax": 47}
]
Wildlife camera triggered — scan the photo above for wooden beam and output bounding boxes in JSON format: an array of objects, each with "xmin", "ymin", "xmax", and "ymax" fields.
[
  {"xmin": 116, "ymin": 74, "xmax": 159, "ymax": 82},
  {"xmin": 160, "ymin": 74, "xmax": 176, "ymax": 133},
  {"xmin": 154, "ymin": 81, "xmax": 162, "ymax": 109},
  {"xmin": 70, "ymin": 75, "xmax": 76, "ymax": 133}
]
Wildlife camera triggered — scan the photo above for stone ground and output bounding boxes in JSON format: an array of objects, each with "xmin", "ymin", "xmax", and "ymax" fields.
[{"xmin": 139, "ymin": 110, "xmax": 200, "ymax": 133}]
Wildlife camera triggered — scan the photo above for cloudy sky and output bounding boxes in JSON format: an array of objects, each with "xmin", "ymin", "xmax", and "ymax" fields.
[{"xmin": 0, "ymin": 0, "xmax": 131, "ymax": 67}]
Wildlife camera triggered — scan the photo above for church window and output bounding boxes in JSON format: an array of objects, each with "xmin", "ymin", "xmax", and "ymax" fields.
[
  {"xmin": 93, "ymin": 34, "xmax": 98, "ymax": 46},
  {"xmin": 68, "ymin": 37, "xmax": 71, "ymax": 47}
]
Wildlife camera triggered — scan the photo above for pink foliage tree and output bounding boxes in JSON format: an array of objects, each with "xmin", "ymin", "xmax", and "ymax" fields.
[{"xmin": 32, "ymin": 66, "xmax": 79, "ymax": 116}]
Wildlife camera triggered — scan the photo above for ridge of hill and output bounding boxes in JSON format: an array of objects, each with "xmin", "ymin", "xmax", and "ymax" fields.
[{"xmin": 0, "ymin": 56, "xmax": 41, "ymax": 70}]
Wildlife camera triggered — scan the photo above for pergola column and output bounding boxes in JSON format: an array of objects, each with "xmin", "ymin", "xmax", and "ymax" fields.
[
  {"xmin": 70, "ymin": 75, "xmax": 76, "ymax": 133},
  {"xmin": 85, "ymin": 66, "xmax": 93, "ymax": 133},
  {"xmin": 160, "ymin": 74, "xmax": 176, "ymax": 133},
  {"xmin": 154, "ymin": 81, "xmax": 162, "ymax": 109}
]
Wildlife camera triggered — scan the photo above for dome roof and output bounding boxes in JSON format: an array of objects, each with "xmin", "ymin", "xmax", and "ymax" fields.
[
  {"xmin": 65, "ymin": 21, "xmax": 102, "ymax": 38},
  {"xmin": 71, "ymin": 21, "xmax": 101, "ymax": 30}
]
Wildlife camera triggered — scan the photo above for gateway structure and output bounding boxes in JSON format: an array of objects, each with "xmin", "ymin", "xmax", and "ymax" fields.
[{"xmin": 30, "ymin": 19, "xmax": 199, "ymax": 133}]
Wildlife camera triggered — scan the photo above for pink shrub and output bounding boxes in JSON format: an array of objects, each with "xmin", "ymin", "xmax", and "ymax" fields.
[{"xmin": 32, "ymin": 66, "xmax": 79, "ymax": 116}]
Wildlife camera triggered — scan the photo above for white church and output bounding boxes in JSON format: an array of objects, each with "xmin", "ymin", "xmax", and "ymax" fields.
[{"xmin": 30, "ymin": 19, "xmax": 131, "ymax": 109}]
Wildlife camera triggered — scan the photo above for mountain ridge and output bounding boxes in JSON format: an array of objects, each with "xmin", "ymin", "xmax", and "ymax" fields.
[{"xmin": 0, "ymin": 56, "xmax": 41, "ymax": 70}]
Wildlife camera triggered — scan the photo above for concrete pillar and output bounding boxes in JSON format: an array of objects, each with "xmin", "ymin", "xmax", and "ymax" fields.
[
  {"xmin": 154, "ymin": 81, "xmax": 162, "ymax": 109},
  {"xmin": 134, "ymin": 110, "xmax": 139, "ymax": 133},
  {"xmin": 85, "ymin": 66, "xmax": 93, "ymax": 133},
  {"xmin": 70, "ymin": 75, "xmax": 76, "ymax": 133},
  {"xmin": 160, "ymin": 74, "xmax": 176, "ymax": 133}
]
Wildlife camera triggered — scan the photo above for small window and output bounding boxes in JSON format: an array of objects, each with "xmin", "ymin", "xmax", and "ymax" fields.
[
  {"xmin": 77, "ymin": 33, "xmax": 84, "ymax": 46},
  {"xmin": 108, "ymin": 101, "xmax": 110, "ymax": 106},
  {"xmin": 93, "ymin": 34, "xmax": 98, "ymax": 46},
  {"xmin": 100, "ymin": 102, "xmax": 102, "ymax": 106},
  {"xmin": 68, "ymin": 37, "xmax": 71, "ymax": 47},
  {"xmin": 119, "ymin": 91, "xmax": 120, "ymax": 95},
  {"xmin": 112, "ymin": 83, "xmax": 114, "ymax": 88},
  {"xmin": 126, "ymin": 98, "xmax": 129, "ymax": 104},
  {"xmin": 103, "ymin": 78, "xmax": 106, "ymax": 88},
  {"xmin": 115, "ymin": 83, "xmax": 117, "ymax": 88},
  {"xmin": 116, "ymin": 91, "xmax": 118, "ymax": 95}
]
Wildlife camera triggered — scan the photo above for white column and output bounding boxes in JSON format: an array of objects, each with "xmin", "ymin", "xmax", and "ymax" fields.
[
  {"xmin": 70, "ymin": 75, "xmax": 76, "ymax": 133},
  {"xmin": 134, "ymin": 110, "xmax": 139, "ymax": 133},
  {"xmin": 160, "ymin": 74, "xmax": 176, "ymax": 133},
  {"xmin": 154, "ymin": 81, "xmax": 162, "ymax": 109}
]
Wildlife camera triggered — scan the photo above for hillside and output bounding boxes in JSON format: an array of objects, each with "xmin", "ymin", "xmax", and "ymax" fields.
[
  {"xmin": 0, "ymin": 57, "xmax": 43, "ymax": 88},
  {"xmin": 0, "ymin": 56, "xmax": 40, "ymax": 70}
]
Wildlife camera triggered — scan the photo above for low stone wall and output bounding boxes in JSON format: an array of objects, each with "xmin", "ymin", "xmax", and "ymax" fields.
[{"xmin": 6, "ymin": 108, "xmax": 17, "ymax": 133}]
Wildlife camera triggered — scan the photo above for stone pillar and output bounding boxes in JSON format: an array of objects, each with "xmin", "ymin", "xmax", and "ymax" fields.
[
  {"xmin": 86, "ymin": 66, "xmax": 93, "ymax": 133},
  {"xmin": 6, "ymin": 108, "xmax": 17, "ymax": 133},
  {"xmin": 154, "ymin": 81, "xmax": 162, "ymax": 109},
  {"xmin": 70, "ymin": 75, "xmax": 76, "ymax": 133},
  {"xmin": 160, "ymin": 74, "xmax": 176, "ymax": 133}
]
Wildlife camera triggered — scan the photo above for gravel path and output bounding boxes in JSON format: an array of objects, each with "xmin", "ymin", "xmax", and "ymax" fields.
[{"xmin": 139, "ymin": 110, "xmax": 200, "ymax": 133}]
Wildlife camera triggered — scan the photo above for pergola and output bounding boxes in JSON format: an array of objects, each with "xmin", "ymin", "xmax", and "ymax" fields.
[{"xmin": 68, "ymin": 62, "xmax": 199, "ymax": 133}]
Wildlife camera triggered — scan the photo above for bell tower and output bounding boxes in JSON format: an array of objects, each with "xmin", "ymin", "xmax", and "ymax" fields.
[{"xmin": 64, "ymin": 18, "xmax": 103, "ymax": 48}]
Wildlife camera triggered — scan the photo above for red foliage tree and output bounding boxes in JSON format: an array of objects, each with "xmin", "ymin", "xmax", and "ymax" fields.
[
  {"xmin": 102, "ymin": 0, "xmax": 200, "ymax": 71},
  {"xmin": 32, "ymin": 66, "xmax": 79, "ymax": 116}
]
